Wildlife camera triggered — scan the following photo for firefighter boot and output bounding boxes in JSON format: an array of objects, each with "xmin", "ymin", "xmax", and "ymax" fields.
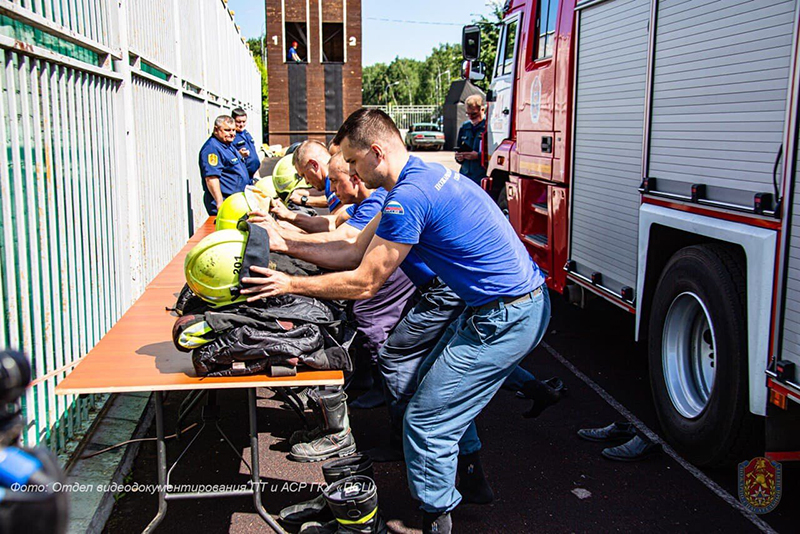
[
  {"xmin": 456, "ymin": 451, "xmax": 494, "ymax": 504},
  {"xmin": 299, "ymin": 475, "xmax": 387, "ymax": 533},
  {"xmin": 279, "ymin": 455, "xmax": 374, "ymax": 525},
  {"xmin": 289, "ymin": 387, "xmax": 337, "ymax": 446},
  {"xmin": 290, "ymin": 388, "xmax": 357, "ymax": 462},
  {"xmin": 422, "ymin": 511, "xmax": 452, "ymax": 534}
]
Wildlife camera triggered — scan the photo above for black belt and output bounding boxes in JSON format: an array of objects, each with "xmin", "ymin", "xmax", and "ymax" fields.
[{"xmin": 476, "ymin": 285, "xmax": 543, "ymax": 312}]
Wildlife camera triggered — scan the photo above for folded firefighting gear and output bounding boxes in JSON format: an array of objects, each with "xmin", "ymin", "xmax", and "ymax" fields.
[{"xmin": 174, "ymin": 295, "xmax": 355, "ymax": 377}]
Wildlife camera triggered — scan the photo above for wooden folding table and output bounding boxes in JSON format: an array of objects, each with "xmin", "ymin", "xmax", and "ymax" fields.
[{"xmin": 55, "ymin": 218, "xmax": 343, "ymax": 533}]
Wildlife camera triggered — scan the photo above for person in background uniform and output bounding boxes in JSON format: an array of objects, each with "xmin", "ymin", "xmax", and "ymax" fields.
[
  {"xmin": 198, "ymin": 115, "xmax": 251, "ymax": 215},
  {"xmin": 242, "ymin": 109, "xmax": 551, "ymax": 534},
  {"xmin": 231, "ymin": 108, "xmax": 261, "ymax": 179},
  {"xmin": 290, "ymin": 140, "xmax": 345, "ymax": 213},
  {"xmin": 288, "ymin": 40, "xmax": 302, "ymax": 63},
  {"xmin": 455, "ymin": 94, "xmax": 487, "ymax": 185}
]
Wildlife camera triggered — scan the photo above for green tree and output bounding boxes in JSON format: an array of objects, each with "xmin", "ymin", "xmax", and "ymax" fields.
[
  {"xmin": 247, "ymin": 37, "xmax": 269, "ymax": 139},
  {"xmin": 361, "ymin": 5, "xmax": 504, "ymax": 106}
]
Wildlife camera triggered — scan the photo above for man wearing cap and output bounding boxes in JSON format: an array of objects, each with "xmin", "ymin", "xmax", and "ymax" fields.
[
  {"xmin": 242, "ymin": 109, "xmax": 550, "ymax": 534},
  {"xmin": 231, "ymin": 107, "xmax": 261, "ymax": 179},
  {"xmin": 198, "ymin": 115, "xmax": 251, "ymax": 215},
  {"xmin": 288, "ymin": 40, "xmax": 302, "ymax": 63}
]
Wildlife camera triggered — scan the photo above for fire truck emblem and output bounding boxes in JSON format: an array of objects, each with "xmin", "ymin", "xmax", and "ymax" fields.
[
  {"xmin": 530, "ymin": 75, "xmax": 542, "ymax": 124},
  {"xmin": 738, "ymin": 457, "xmax": 782, "ymax": 514}
]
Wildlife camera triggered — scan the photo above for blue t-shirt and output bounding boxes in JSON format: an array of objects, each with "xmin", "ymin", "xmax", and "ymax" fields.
[
  {"xmin": 345, "ymin": 188, "xmax": 387, "ymax": 230},
  {"xmin": 234, "ymin": 129, "xmax": 260, "ymax": 176},
  {"xmin": 376, "ymin": 156, "xmax": 544, "ymax": 306},
  {"xmin": 198, "ymin": 136, "xmax": 251, "ymax": 213},
  {"xmin": 401, "ymin": 250, "xmax": 436, "ymax": 288},
  {"xmin": 325, "ymin": 177, "xmax": 341, "ymax": 212}
]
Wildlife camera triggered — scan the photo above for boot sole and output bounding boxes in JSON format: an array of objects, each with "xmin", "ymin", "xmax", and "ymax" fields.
[{"xmin": 288, "ymin": 443, "xmax": 358, "ymax": 463}]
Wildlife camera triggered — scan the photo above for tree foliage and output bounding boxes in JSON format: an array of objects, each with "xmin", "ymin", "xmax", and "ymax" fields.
[
  {"xmin": 362, "ymin": 4, "xmax": 504, "ymax": 106},
  {"xmin": 246, "ymin": 37, "xmax": 269, "ymax": 136}
]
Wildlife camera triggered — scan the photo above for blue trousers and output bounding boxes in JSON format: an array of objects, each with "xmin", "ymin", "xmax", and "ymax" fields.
[
  {"xmin": 403, "ymin": 287, "xmax": 551, "ymax": 513},
  {"xmin": 378, "ymin": 279, "xmax": 536, "ymax": 446}
]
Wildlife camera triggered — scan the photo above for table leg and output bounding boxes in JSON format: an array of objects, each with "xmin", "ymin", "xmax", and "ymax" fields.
[
  {"xmin": 143, "ymin": 391, "xmax": 168, "ymax": 533},
  {"xmin": 248, "ymin": 388, "xmax": 287, "ymax": 534}
]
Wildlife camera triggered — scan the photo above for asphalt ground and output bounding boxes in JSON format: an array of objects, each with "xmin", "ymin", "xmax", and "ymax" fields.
[{"xmin": 104, "ymin": 152, "xmax": 797, "ymax": 533}]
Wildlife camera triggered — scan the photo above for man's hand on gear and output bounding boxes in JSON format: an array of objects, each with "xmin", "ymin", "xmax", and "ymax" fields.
[
  {"xmin": 247, "ymin": 211, "xmax": 289, "ymax": 253},
  {"xmin": 270, "ymin": 198, "xmax": 294, "ymax": 221},
  {"xmin": 288, "ymin": 189, "xmax": 305, "ymax": 205},
  {"xmin": 241, "ymin": 266, "xmax": 293, "ymax": 301}
]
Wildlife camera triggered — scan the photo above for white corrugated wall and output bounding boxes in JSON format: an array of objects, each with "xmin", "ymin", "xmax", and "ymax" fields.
[{"xmin": 0, "ymin": 0, "xmax": 261, "ymax": 452}]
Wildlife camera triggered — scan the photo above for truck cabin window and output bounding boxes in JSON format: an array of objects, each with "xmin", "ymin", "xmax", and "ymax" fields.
[
  {"xmin": 501, "ymin": 19, "xmax": 518, "ymax": 76},
  {"xmin": 535, "ymin": 0, "xmax": 559, "ymax": 60}
]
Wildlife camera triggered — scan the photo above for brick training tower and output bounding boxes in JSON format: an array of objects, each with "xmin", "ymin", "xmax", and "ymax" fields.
[{"xmin": 265, "ymin": 0, "xmax": 362, "ymax": 146}]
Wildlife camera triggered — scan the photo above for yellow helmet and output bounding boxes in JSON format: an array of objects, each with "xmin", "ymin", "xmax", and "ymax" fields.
[
  {"xmin": 272, "ymin": 154, "xmax": 310, "ymax": 194},
  {"xmin": 215, "ymin": 193, "xmax": 252, "ymax": 230},
  {"xmin": 184, "ymin": 229, "xmax": 249, "ymax": 308},
  {"xmin": 254, "ymin": 176, "xmax": 278, "ymax": 198}
]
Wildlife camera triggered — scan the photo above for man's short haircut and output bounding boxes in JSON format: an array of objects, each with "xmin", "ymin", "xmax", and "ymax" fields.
[
  {"xmin": 231, "ymin": 107, "xmax": 247, "ymax": 119},
  {"xmin": 332, "ymin": 108, "xmax": 402, "ymax": 150},
  {"xmin": 465, "ymin": 94, "xmax": 484, "ymax": 108},
  {"xmin": 327, "ymin": 152, "xmax": 349, "ymax": 179},
  {"xmin": 214, "ymin": 115, "xmax": 235, "ymax": 128},
  {"xmin": 292, "ymin": 139, "xmax": 329, "ymax": 168}
]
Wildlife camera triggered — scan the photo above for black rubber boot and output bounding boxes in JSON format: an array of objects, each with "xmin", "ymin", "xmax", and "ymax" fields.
[
  {"xmin": 422, "ymin": 511, "xmax": 452, "ymax": 534},
  {"xmin": 290, "ymin": 388, "xmax": 357, "ymax": 462},
  {"xmin": 279, "ymin": 455, "xmax": 374, "ymax": 525},
  {"xmin": 520, "ymin": 377, "xmax": 563, "ymax": 418},
  {"xmin": 456, "ymin": 451, "xmax": 494, "ymax": 504},
  {"xmin": 299, "ymin": 475, "xmax": 387, "ymax": 533}
]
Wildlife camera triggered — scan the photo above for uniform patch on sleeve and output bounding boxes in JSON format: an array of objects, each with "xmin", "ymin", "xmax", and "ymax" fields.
[
  {"xmin": 384, "ymin": 201, "xmax": 405, "ymax": 215},
  {"xmin": 207, "ymin": 153, "xmax": 218, "ymax": 166}
]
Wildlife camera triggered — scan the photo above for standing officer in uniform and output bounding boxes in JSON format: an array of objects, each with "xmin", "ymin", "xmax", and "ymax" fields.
[
  {"xmin": 454, "ymin": 94, "xmax": 487, "ymax": 185},
  {"xmin": 198, "ymin": 115, "xmax": 251, "ymax": 215},
  {"xmin": 242, "ymin": 109, "xmax": 550, "ymax": 534},
  {"xmin": 231, "ymin": 108, "xmax": 261, "ymax": 179}
]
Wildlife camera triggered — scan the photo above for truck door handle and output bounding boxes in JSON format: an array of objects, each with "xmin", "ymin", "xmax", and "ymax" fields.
[
  {"xmin": 541, "ymin": 136, "xmax": 553, "ymax": 153},
  {"xmin": 502, "ymin": 108, "xmax": 510, "ymax": 115}
]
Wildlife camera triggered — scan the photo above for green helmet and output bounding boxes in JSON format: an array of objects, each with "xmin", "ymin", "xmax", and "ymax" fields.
[
  {"xmin": 184, "ymin": 229, "xmax": 249, "ymax": 308},
  {"xmin": 215, "ymin": 192, "xmax": 252, "ymax": 230},
  {"xmin": 272, "ymin": 154, "xmax": 310, "ymax": 194}
]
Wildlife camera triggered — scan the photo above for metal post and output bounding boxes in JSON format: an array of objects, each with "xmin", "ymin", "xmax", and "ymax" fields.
[
  {"xmin": 114, "ymin": 0, "xmax": 145, "ymax": 305},
  {"xmin": 143, "ymin": 392, "xmax": 168, "ymax": 533},
  {"xmin": 248, "ymin": 388, "xmax": 287, "ymax": 534}
]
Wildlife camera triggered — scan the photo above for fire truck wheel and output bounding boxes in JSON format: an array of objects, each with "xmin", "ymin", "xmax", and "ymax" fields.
[{"xmin": 648, "ymin": 243, "xmax": 758, "ymax": 466}]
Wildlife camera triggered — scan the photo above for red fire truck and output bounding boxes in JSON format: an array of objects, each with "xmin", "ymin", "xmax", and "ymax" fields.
[{"xmin": 462, "ymin": 0, "xmax": 800, "ymax": 466}]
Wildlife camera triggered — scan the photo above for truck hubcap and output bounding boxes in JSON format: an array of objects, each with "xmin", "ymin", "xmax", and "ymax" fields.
[{"xmin": 662, "ymin": 292, "xmax": 716, "ymax": 419}]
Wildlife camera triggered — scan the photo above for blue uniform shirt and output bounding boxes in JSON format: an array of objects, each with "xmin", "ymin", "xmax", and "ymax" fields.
[
  {"xmin": 345, "ymin": 188, "xmax": 387, "ymax": 231},
  {"xmin": 325, "ymin": 177, "xmax": 341, "ymax": 212},
  {"xmin": 343, "ymin": 187, "xmax": 435, "ymax": 287},
  {"xmin": 198, "ymin": 135, "xmax": 251, "ymax": 214},
  {"xmin": 457, "ymin": 119, "xmax": 486, "ymax": 184},
  {"xmin": 376, "ymin": 156, "xmax": 544, "ymax": 306},
  {"xmin": 234, "ymin": 129, "xmax": 260, "ymax": 176}
]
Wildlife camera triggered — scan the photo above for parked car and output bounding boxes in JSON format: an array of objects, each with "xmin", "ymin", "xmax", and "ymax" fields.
[{"xmin": 405, "ymin": 123, "xmax": 445, "ymax": 151}]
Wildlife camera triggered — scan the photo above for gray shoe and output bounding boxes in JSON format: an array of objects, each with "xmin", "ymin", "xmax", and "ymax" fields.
[
  {"xmin": 601, "ymin": 435, "xmax": 660, "ymax": 461},
  {"xmin": 577, "ymin": 422, "xmax": 636, "ymax": 442}
]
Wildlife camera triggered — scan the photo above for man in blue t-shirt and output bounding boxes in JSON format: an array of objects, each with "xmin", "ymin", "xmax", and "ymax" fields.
[
  {"xmin": 242, "ymin": 109, "xmax": 550, "ymax": 533},
  {"xmin": 283, "ymin": 140, "xmax": 345, "ymax": 214},
  {"xmin": 198, "ymin": 115, "xmax": 251, "ymax": 215},
  {"xmin": 231, "ymin": 108, "xmax": 261, "ymax": 178}
]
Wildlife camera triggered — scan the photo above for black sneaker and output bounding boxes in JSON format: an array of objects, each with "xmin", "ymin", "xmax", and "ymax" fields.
[{"xmin": 577, "ymin": 422, "xmax": 636, "ymax": 442}]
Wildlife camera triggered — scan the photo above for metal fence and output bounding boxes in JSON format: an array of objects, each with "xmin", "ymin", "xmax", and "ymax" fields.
[
  {"xmin": 0, "ymin": 0, "xmax": 261, "ymax": 454},
  {"xmin": 364, "ymin": 104, "xmax": 439, "ymax": 130}
]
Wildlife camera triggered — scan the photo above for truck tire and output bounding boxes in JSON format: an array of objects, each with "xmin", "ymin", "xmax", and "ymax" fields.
[{"xmin": 648, "ymin": 244, "xmax": 758, "ymax": 466}]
